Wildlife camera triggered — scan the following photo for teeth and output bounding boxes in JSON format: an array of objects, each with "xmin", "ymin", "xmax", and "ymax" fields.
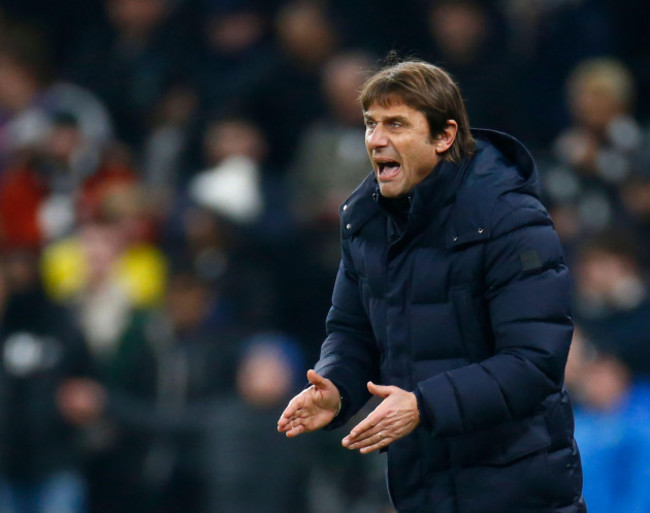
[{"xmin": 378, "ymin": 161, "xmax": 398, "ymax": 173}]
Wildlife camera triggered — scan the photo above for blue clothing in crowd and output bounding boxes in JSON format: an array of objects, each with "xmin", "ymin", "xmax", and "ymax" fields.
[{"xmin": 575, "ymin": 382, "xmax": 650, "ymax": 513}]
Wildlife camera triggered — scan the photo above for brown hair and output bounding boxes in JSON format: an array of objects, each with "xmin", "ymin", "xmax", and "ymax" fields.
[
  {"xmin": 567, "ymin": 57, "xmax": 635, "ymax": 112},
  {"xmin": 359, "ymin": 59, "xmax": 475, "ymax": 162}
]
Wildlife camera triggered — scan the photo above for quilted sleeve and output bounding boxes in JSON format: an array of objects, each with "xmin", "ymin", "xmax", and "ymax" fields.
[
  {"xmin": 315, "ymin": 238, "xmax": 381, "ymax": 429},
  {"xmin": 418, "ymin": 192, "xmax": 573, "ymax": 436}
]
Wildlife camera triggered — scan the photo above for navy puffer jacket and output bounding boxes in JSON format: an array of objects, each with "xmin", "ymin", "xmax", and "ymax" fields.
[{"xmin": 314, "ymin": 129, "xmax": 585, "ymax": 513}]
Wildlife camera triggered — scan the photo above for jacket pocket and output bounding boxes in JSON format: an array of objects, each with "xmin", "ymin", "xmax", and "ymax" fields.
[
  {"xmin": 448, "ymin": 414, "xmax": 551, "ymax": 467},
  {"xmin": 450, "ymin": 286, "xmax": 492, "ymax": 362}
]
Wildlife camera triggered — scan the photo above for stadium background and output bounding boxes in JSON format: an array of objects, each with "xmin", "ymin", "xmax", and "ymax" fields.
[{"xmin": 0, "ymin": 0, "xmax": 649, "ymax": 512}]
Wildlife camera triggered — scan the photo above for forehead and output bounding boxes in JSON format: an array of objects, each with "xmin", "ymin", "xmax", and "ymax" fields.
[{"xmin": 363, "ymin": 97, "xmax": 423, "ymax": 119}]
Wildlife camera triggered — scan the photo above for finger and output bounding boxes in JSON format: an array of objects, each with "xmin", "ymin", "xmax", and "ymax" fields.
[
  {"xmin": 348, "ymin": 405, "xmax": 386, "ymax": 439},
  {"xmin": 278, "ymin": 408, "xmax": 301, "ymax": 431},
  {"xmin": 359, "ymin": 438, "xmax": 387, "ymax": 454},
  {"xmin": 277, "ymin": 415, "xmax": 293, "ymax": 431},
  {"xmin": 342, "ymin": 415, "xmax": 379, "ymax": 446},
  {"xmin": 347, "ymin": 430, "xmax": 390, "ymax": 452},
  {"xmin": 278, "ymin": 411, "xmax": 299, "ymax": 431},
  {"xmin": 277, "ymin": 395, "xmax": 306, "ymax": 428},
  {"xmin": 283, "ymin": 423, "xmax": 306, "ymax": 438},
  {"xmin": 367, "ymin": 381, "xmax": 392, "ymax": 398},
  {"xmin": 283, "ymin": 414, "xmax": 320, "ymax": 437},
  {"xmin": 278, "ymin": 402, "xmax": 298, "ymax": 424}
]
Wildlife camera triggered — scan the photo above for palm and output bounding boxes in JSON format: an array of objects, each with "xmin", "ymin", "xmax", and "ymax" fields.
[
  {"xmin": 302, "ymin": 385, "xmax": 338, "ymax": 425},
  {"xmin": 277, "ymin": 370, "xmax": 340, "ymax": 437}
]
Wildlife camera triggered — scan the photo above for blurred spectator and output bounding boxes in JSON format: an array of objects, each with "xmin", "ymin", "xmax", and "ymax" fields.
[
  {"xmin": 162, "ymin": 203, "xmax": 283, "ymax": 333},
  {"xmin": 85, "ymin": 264, "xmax": 244, "ymax": 513},
  {"xmin": 565, "ymin": 329, "xmax": 650, "ymax": 513},
  {"xmin": 422, "ymin": 0, "xmax": 516, "ymax": 132},
  {"xmin": 42, "ymin": 216, "xmax": 166, "ymax": 362},
  {"xmin": 556, "ymin": 58, "xmax": 641, "ymax": 184},
  {"xmin": 282, "ymin": 51, "xmax": 373, "ymax": 358},
  {"xmin": 0, "ymin": 0, "xmax": 104, "ymax": 68},
  {"xmin": 573, "ymin": 231, "xmax": 650, "ymax": 376},
  {"xmin": 603, "ymin": 0, "xmax": 650, "ymax": 119},
  {"xmin": 174, "ymin": 115, "xmax": 289, "ymax": 331},
  {"xmin": 64, "ymin": 0, "xmax": 189, "ymax": 149},
  {"xmin": 290, "ymin": 51, "xmax": 373, "ymax": 227},
  {"xmin": 205, "ymin": 334, "xmax": 393, "ymax": 513},
  {"xmin": 248, "ymin": 0, "xmax": 335, "ymax": 169},
  {"xmin": 202, "ymin": 334, "xmax": 312, "ymax": 513},
  {"xmin": 327, "ymin": 0, "xmax": 427, "ymax": 56},
  {"xmin": 0, "ymin": 115, "xmax": 135, "ymax": 250},
  {"xmin": 0, "ymin": 24, "xmax": 112, "ymax": 165},
  {"xmin": 142, "ymin": 83, "xmax": 200, "ymax": 189},
  {"xmin": 189, "ymin": 117, "xmax": 267, "ymax": 226},
  {"xmin": 0, "ymin": 250, "xmax": 104, "ymax": 513},
  {"xmin": 619, "ymin": 167, "xmax": 650, "ymax": 267},
  {"xmin": 501, "ymin": 0, "xmax": 614, "ymax": 146},
  {"xmin": 541, "ymin": 58, "xmax": 643, "ymax": 259},
  {"xmin": 41, "ymin": 214, "xmax": 166, "ymax": 342},
  {"xmin": 191, "ymin": 0, "xmax": 276, "ymax": 117}
]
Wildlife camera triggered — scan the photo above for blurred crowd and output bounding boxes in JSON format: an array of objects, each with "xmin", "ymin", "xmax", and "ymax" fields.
[{"xmin": 0, "ymin": 0, "xmax": 649, "ymax": 512}]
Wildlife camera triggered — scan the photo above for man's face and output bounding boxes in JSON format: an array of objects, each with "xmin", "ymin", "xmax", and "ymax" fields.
[{"xmin": 364, "ymin": 98, "xmax": 441, "ymax": 198}]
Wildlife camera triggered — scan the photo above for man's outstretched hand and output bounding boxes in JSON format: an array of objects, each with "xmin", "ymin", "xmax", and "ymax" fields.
[
  {"xmin": 277, "ymin": 369, "xmax": 341, "ymax": 437},
  {"xmin": 342, "ymin": 381, "xmax": 420, "ymax": 454}
]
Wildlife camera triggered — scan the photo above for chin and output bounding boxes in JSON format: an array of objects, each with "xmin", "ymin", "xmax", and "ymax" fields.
[{"xmin": 379, "ymin": 184, "xmax": 404, "ymax": 198}]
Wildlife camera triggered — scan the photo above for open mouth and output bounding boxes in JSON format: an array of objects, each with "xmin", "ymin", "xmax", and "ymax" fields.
[{"xmin": 376, "ymin": 160, "xmax": 401, "ymax": 180}]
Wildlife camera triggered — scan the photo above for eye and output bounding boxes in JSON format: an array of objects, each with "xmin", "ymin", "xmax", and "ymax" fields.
[
  {"xmin": 364, "ymin": 119, "xmax": 376, "ymax": 129},
  {"xmin": 389, "ymin": 121, "xmax": 401, "ymax": 128}
]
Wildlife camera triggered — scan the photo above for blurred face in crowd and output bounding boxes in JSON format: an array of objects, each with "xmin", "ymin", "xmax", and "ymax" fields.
[
  {"xmin": 364, "ymin": 96, "xmax": 456, "ymax": 198},
  {"xmin": 570, "ymin": 77, "xmax": 624, "ymax": 133},
  {"xmin": 565, "ymin": 329, "xmax": 630, "ymax": 411},
  {"xmin": 0, "ymin": 55, "xmax": 38, "ymax": 111},
  {"xmin": 276, "ymin": 1, "xmax": 336, "ymax": 67},
  {"xmin": 323, "ymin": 53, "xmax": 371, "ymax": 126},
  {"xmin": 107, "ymin": 0, "xmax": 167, "ymax": 37},
  {"xmin": 581, "ymin": 354, "xmax": 630, "ymax": 411},
  {"xmin": 621, "ymin": 179, "xmax": 650, "ymax": 222},
  {"xmin": 576, "ymin": 249, "xmax": 636, "ymax": 301},
  {"xmin": 205, "ymin": 9, "xmax": 264, "ymax": 54},
  {"xmin": 165, "ymin": 273, "xmax": 209, "ymax": 333},
  {"xmin": 46, "ymin": 122, "xmax": 83, "ymax": 163},
  {"xmin": 237, "ymin": 344, "xmax": 293, "ymax": 407},
  {"xmin": 1, "ymin": 251, "xmax": 40, "ymax": 293},
  {"xmin": 80, "ymin": 223, "xmax": 124, "ymax": 287},
  {"xmin": 567, "ymin": 59, "xmax": 634, "ymax": 134},
  {"xmin": 203, "ymin": 119, "xmax": 267, "ymax": 164},
  {"xmin": 428, "ymin": 3, "xmax": 488, "ymax": 63}
]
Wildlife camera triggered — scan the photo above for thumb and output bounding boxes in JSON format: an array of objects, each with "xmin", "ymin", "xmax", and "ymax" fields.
[
  {"xmin": 367, "ymin": 381, "xmax": 391, "ymax": 398},
  {"xmin": 307, "ymin": 369, "xmax": 327, "ymax": 389}
]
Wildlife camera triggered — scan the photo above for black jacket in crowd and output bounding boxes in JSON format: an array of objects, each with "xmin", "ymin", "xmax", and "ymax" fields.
[{"xmin": 0, "ymin": 289, "xmax": 93, "ymax": 480}]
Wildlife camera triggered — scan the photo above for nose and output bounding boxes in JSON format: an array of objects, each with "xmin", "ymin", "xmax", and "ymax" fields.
[{"xmin": 366, "ymin": 124, "xmax": 388, "ymax": 150}]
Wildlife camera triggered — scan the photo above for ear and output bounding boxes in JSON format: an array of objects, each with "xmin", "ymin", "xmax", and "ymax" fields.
[{"xmin": 434, "ymin": 120, "xmax": 458, "ymax": 154}]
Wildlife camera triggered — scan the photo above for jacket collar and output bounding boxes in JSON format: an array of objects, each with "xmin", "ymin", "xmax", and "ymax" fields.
[
  {"xmin": 340, "ymin": 153, "xmax": 467, "ymax": 240},
  {"xmin": 340, "ymin": 128, "xmax": 539, "ymax": 240}
]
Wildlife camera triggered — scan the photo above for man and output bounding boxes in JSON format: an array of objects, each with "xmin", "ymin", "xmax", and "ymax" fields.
[
  {"xmin": 278, "ymin": 59, "xmax": 585, "ymax": 512},
  {"xmin": 0, "ymin": 252, "xmax": 104, "ymax": 513}
]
